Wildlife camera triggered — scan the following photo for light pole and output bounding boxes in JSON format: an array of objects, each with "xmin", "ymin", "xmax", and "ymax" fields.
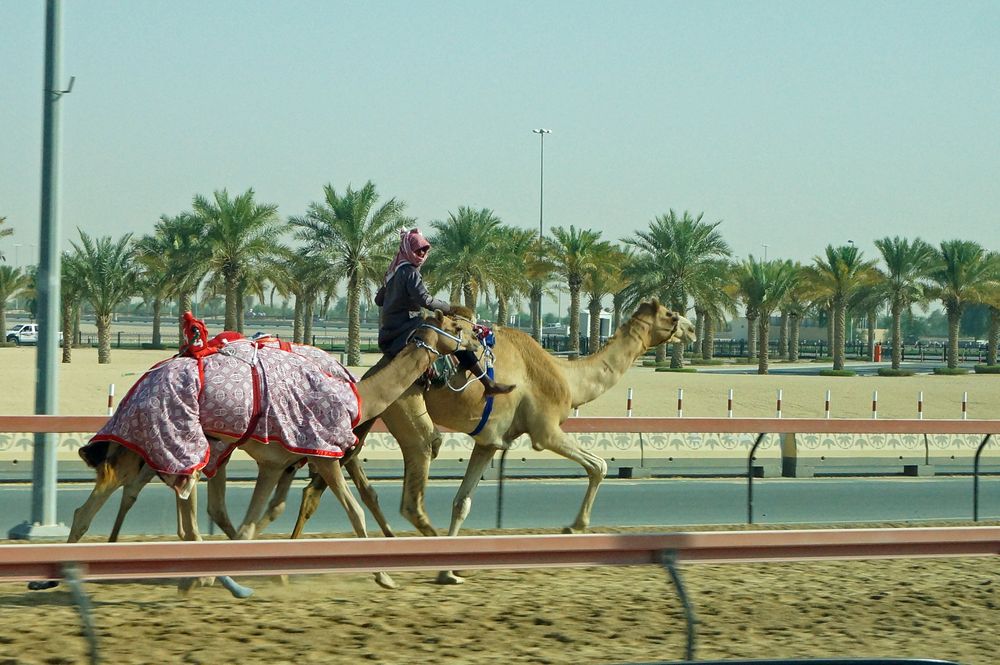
[
  {"xmin": 531, "ymin": 128, "xmax": 551, "ymax": 339},
  {"xmin": 14, "ymin": 243, "xmax": 21, "ymax": 268},
  {"xmin": 532, "ymin": 128, "xmax": 551, "ymax": 239},
  {"xmin": 762, "ymin": 243, "xmax": 768, "ymax": 261}
]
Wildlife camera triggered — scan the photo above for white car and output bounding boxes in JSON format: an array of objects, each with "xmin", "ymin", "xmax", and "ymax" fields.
[{"xmin": 4, "ymin": 323, "xmax": 64, "ymax": 346}]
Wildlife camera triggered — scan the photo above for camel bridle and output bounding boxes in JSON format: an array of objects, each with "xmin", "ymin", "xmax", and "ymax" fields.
[{"xmin": 408, "ymin": 322, "xmax": 465, "ymax": 357}]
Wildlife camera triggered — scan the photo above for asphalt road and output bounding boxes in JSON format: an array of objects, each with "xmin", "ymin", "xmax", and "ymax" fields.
[{"xmin": 3, "ymin": 476, "xmax": 998, "ymax": 539}]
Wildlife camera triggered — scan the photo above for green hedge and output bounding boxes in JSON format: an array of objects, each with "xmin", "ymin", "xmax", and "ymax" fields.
[
  {"xmin": 932, "ymin": 367, "xmax": 969, "ymax": 375},
  {"xmin": 877, "ymin": 368, "xmax": 915, "ymax": 377},
  {"xmin": 654, "ymin": 366, "xmax": 698, "ymax": 373},
  {"xmin": 687, "ymin": 358, "xmax": 726, "ymax": 366},
  {"xmin": 818, "ymin": 369, "xmax": 857, "ymax": 377},
  {"xmin": 973, "ymin": 365, "xmax": 1000, "ymax": 374}
]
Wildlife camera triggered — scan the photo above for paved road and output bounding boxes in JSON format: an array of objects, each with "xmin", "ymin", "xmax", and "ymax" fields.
[{"xmin": 3, "ymin": 476, "xmax": 998, "ymax": 538}]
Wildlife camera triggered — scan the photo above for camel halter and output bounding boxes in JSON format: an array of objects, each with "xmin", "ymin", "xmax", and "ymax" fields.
[{"xmin": 408, "ymin": 322, "xmax": 464, "ymax": 357}]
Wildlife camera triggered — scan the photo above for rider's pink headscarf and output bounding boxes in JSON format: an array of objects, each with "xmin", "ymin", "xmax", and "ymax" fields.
[{"xmin": 383, "ymin": 228, "xmax": 431, "ymax": 283}]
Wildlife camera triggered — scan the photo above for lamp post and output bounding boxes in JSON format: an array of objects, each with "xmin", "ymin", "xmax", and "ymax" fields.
[{"xmin": 531, "ymin": 128, "xmax": 551, "ymax": 340}]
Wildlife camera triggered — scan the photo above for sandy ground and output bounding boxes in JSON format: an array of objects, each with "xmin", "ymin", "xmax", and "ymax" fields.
[{"xmin": 1, "ymin": 346, "xmax": 999, "ymax": 664}]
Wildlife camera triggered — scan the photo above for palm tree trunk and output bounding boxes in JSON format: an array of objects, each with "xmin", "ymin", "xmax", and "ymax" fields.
[
  {"xmin": 97, "ymin": 314, "xmax": 112, "ymax": 364},
  {"xmin": 655, "ymin": 343, "xmax": 666, "ymax": 364},
  {"xmin": 947, "ymin": 306, "xmax": 960, "ymax": 369},
  {"xmin": 833, "ymin": 302, "xmax": 846, "ymax": 370},
  {"xmin": 702, "ymin": 312, "xmax": 715, "ymax": 360},
  {"xmin": 670, "ymin": 299, "xmax": 686, "ymax": 369},
  {"xmin": 693, "ymin": 307, "xmax": 704, "ymax": 345},
  {"xmin": 826, "ymin": 306, "xmax": 834, "ymax": 355},
  {"xmin": 789, "ymin": 313, "xmax": 801, "ymax": 362},
  {"xmin": 178, "ymin": 293, "xmax": 193, "ymax": 347},
  {"xmin": 151, "ymin": 298, "xmax": 162, "ymax": 347},
  {"xmin": 746, "ymin": 313, "xmax": 757, "ymax": 362},
  {"xmin": 757, "ymin": 314, "xmax": 770, "ymax": 374},
  {"xmin": 891, "ymin": 303, "xmax": 903, "ymax": 370},
  {"xmin": 224, "ymin": 275, "xmax": 238, "ymax": 332},
  {"xmin": 866, "ymin": 308, "xmax": 876, "ymax": 362},
  {"xmin": 530, "ymin": 286, "xmax": 542, "ymax": 341},
  {"xmin": 61, "ymin": 302, "xmax": 73, "ymax": 363},
  {"xmin": 347, "ymin": 273, "xmax": 362, "ymax": 366},
  {"xmin": 988, "ymin": 307, "xmax": 999, "ymax": 366},
  {"xmin": 303, "ymin": 297, "xmax": 315, "ymax": 344},
  {"xmin": 778, "ymin": 311, "xmax": 788, "ymax": 360},
  {"xmin": 496, "ymin": 296, "xmax": 508, "ymax": 328},
  {"xmin": 588, "ymin": 298, "xmax": 602, "ymax": 354},
  {"xmin": 236, "ymin": 282, "xmax": 246, "ymax": 334},
  {"xmin": 293, "ymin": 296, "xmax": 304, "ymax": 343},
  {"xmin": 612, "ymin": 293, "xmax": 625, "ymax": 333},
  {"xmin": 463, "ymin": 282, "xmax": 475, "ymax": 311},
  {"xmin": 568, "ymin": 285, "xmax": 581, "ymax": 358}
]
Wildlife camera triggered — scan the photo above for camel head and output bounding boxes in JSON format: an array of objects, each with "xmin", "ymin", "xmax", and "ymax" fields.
[
  {"xmin": 412, "ymin": 310, "xmax": 483, "ymax": 357},
  {"xmin": 635, "ymin": 298, "xmax": 697, "ymax": 348}
]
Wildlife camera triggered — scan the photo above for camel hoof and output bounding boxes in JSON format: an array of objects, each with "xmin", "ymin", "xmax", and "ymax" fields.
[
  {"xmin": 219, "ymin": 575, "xmax": 254, "ymax": 599},
  {"xmin": 436, "ymin": 570, "xmax": 465, "ymax": 585},
  {"xmin": 562, "ymin": 526, "xmax": 583, "ymax": 534},
  {"xmin": 373, "ymin": 571, "xmax": 397, "ymax": 590},
  {"xmin": 28, "ymin": 580, "xmax": 59, "ymax": 591}
]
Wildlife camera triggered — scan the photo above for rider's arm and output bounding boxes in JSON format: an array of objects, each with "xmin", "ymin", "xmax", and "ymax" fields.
[{"xmin": 402, "ymin": 266, "xmax": 451, "ymax": 314}]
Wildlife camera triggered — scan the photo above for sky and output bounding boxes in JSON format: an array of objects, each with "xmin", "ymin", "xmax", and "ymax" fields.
[{"xmin": 2, "ymin": 0, "xmax": 999, "ymax": 275}]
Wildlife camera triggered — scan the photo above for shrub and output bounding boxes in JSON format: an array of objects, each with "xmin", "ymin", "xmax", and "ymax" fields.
[
  {"xmin": 877, "ymin": 367, "xmax": 915, "ymax": 377},
  {"xmin": 655, "ymin": 366, "xmax": 698, "ymax": 373},
  {"xmin": 818, "ymin": 369, "xmax": 857, "ymax": 377},
  {"xmin": 974, "ymin": 365, "xmax": 1000, "ymax": 374},
  {"xmin": 140, "ymin": 342, "xmax": 167, "ymax": 350},
  {"xmin": 687, "ymin": 358, "xmax": 726, "ymax": 366},
  {"xmin": 812, "ymin": 356, "xmax": 834, "ymax": 363},
  {"xmin": 933, "ymin": 367, "xmax": 969, "ymax": 375}
]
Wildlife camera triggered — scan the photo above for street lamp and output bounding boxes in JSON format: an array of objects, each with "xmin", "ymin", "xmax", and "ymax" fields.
[
  {"xmin": 762, "ymin": 243, "xmax": 768, "ymax": 261},
  {"xmin": 532, "ymin": 128, "xmax": 551, "ymax": 240}
]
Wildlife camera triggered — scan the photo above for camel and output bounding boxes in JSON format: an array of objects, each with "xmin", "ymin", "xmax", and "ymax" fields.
[
  {"xmin": 29, "ymin": 311, "xmax": 480, "ymax": 595},
  {"xmin": 290, "ymin": 299, "xmax": 696, "ymax": 583}
]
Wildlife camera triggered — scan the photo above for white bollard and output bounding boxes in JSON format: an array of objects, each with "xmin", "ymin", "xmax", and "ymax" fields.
[
  {"xmin": 677, "ymin": 388, "xmax": 683, "ymax": 418},
  {"xmin": 776, "ymin": 389, "xmax": 782, "ymax": 418},
  {"xmin": 824, "ymin": 389, "xmax": 831, "ymax": 419},
  {"xmin": 918, "ymin": 391, "xmax": 924, "ymax": 420},
  {"xmin": 107, "ymin": 383, "xmax": 116, "ymax": 416},
  {"xmin": 573, "ymin": 407, "xmax": 579, "ymax": 417},
  {"xmin": 626, "ymin": 387, "xmax": 633, "ymax": 418},
  {"xmin": 962, "ymin": 391, "xmax": 968, "ymax": 420},
  {"xmin": 727, "ymin": 388, "xmax": 733, "ymax": 418},
  {"xmin": 872, "ymin": 390, "xmax": 878, "ymax": 419}
]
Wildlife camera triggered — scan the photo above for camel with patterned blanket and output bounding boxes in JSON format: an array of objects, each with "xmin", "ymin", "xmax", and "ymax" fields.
[
  {"xmin": 29, "ymin": 311, "xmax": 480, "ymax": 595},
  {"xmin": 290, "ymin": 299, "xmax": 696, "ymax": 583}
]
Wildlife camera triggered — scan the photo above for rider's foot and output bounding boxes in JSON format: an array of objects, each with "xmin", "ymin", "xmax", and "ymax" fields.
[{"xmin": 481, "ymin": 378, "xmax": 515, "ymax": 396}]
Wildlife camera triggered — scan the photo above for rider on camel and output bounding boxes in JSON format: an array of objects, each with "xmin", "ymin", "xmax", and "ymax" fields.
[{"xmin": 375, "ymin": 228, "xmax": 515, "ymax": 396}]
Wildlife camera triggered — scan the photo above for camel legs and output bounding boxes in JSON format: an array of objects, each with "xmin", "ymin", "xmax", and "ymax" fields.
[
  {"xmin": 174, "ymin": 484, "xmax": 253, "ymax": 598},
  {"xmin": 310, "ymin": 458, "xmax": 396, "ymax": 589},
  {"xmin": 252, "ymin": 463, "xmax": 298, "ymax": 534},
  {"xmin": 205, "ymin": 462, "xmax": 238, "ymax": 539},
  {"xmin": 108, "ymin": 464, "xmax": 157, "ymax": 542},
  {"xmin": 233, "ymin": 462, "xmax": 288, "ymax": 541},
  {"xmin": 382, "ymin": 396, "xmax": 442, "ymax": 537},
  {"xmin": 436, "ymin": 442, "xmax": 499, "ymax": 585},
  {"xmin": 535, "ymin": 427, "xmax": 608, "ymax": 533},
  {"xmin": 344, "ymin": 456, "xmax": 395, "ymax": 538}
]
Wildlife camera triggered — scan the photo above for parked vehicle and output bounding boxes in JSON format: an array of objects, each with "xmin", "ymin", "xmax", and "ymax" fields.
[{"xmin": 4, "ymin": 323, "xmax": 64, "ymax": 346}]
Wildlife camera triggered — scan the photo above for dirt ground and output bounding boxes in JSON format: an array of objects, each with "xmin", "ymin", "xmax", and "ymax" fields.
[{"xmin": 1, "ymin": 346, "xmax": 999, "ymax": 664}]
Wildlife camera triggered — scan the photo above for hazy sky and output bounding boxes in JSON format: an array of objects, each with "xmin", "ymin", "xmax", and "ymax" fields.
[{"xmin": 2, "ymin": 0, "xmax": 999, "ymax": 271}]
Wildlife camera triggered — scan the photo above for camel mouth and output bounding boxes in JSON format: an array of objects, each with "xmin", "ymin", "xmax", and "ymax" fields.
[{"xmin": 668, "ymin": 315, "xmax": 697, "ymax": 344}]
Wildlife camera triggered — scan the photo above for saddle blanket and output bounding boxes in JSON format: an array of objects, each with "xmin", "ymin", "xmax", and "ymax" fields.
[{"xmin": 84, "ymin": 339, "xmax": 360, "ymax": 478}]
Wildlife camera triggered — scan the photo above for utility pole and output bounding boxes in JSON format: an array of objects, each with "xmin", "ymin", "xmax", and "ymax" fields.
[{"xmin": 10, "ymin": 0, "xmax": 72, "ymax": 539}]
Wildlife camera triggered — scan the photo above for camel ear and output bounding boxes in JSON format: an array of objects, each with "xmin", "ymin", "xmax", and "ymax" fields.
[
  {"xmin": 650, "ymin": 296, "xmax": 660, "ymax": 308},
  {"xmin": 433, "ymin": 309, "xmax": 445, "ymax": 324}
]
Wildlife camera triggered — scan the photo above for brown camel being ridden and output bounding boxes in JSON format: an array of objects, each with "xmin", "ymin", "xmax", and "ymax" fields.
[
  {"xmin": 290, "ymin": 299, "xmax": 696, "ymax": 584},
  {"xmin": 32, "ymin": 311, "xmax": 480, "ymax": 596}
]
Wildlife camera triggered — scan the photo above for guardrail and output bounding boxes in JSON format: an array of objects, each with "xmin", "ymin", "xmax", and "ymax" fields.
[{"xmin": 2, "ymin": 528, "xmax": 997, "ymax": 664}]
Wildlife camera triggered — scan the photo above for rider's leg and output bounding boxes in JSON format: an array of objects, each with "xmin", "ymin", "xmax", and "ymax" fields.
[{"xmin": 453, "ymin": 350, "xmax": 515, "ymax": 396}]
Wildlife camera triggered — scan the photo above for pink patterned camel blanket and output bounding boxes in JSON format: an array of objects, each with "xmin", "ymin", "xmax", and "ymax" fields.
[{"xmin": 83, "ymin": 338, "xmax": 360, "ymax": 478}]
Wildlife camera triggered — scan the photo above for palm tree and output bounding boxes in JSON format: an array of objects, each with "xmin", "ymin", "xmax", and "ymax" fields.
[
  {"xmin": 690, "ymin": 259, "xmax": 736, "ymax": 361},
  {"xmin": 734, "ymin": 258, "xmax": 798, "ymax": 374},
  {"xmin": 782, "ymin": 263, "xmax": 814, "ymax": 362},
  {"xmin": 807, "ymin": 245, "xmax": 877, "ymax": 370},
  {"xmin": 59, "ymin": 252, "xmax": 86, "ymax": 362},
  {"xmin": 0, "ymin": 215, "xmax": 12, "ymax": 261},
  {"xmin": 488, "ymin": 226, "xmax": 537, "ymax": 327},
  {"xmin": 134, "ymin": 231, "xmax": 177, "ymax": 348},
  {"xmin": 290, "ymin": 181, "xmax": 406, "ymax": 365},
  {"xmin": 872, "ymin": 236, "xmax": 936, "ymax": 370},
  {"xmin": 581, "ymin": 243, "xmax": 622, "ymax": 354},
  {"xmin": 71, "ymin": 231, "xmax": 140, "ymax": 363},
  {"xmin": 547, "ymin": 225, "xmax": 606, "ymax": 358},
  {"xmin": 0, "ymin": 264, "xmax": 30, "ymax": 335},
  {"xmin": 194, "ymin": 189, "xmax": 283, "ymax": 332},
  {"xmin": 147, "ymin": 213, "xmax": 212, "ymax": 345},
  {"xmin": 624, "ymin": 210, "xmax": 731, "ymax": 368},
  {"xmin": 926, "ymin": 240, "xmax": 997, "ymax": 369},
  {"xmin": 425, "ymin": 207, "xmax": 506, "ymax": 310},
  {"xmin": 526, "ymin": 242, "xmax": 557, "ymax": 341}
]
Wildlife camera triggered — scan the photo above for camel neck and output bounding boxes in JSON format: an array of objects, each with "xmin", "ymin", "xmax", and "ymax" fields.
[
  {"xmin": 556, "ymin": 315, "xmax": 651, "ymax": 407},
  {"xmin": 355, "ymin": 344, "xmax": 432, "ymax": 420}
]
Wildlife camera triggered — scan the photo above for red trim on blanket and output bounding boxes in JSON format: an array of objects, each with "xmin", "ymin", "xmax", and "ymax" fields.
[{"xmin": 87, "ymin": 433, "xmax": 210, "ymax": 477}]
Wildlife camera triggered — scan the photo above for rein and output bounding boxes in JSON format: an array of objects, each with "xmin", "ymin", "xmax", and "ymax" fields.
[{"xmin": 408, "ymin": 322, "xmax": 464, "ymax": 357}]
